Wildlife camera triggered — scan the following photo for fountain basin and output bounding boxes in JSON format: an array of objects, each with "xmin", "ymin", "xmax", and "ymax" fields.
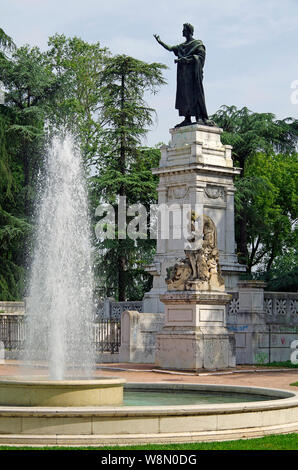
[
  {"xmin": 0, "ymin": 382, "xmax": 297, "ymax": 445},
  {"xmin": 0, "ymin": 377, "xmax": 125, "ymax": 407}
]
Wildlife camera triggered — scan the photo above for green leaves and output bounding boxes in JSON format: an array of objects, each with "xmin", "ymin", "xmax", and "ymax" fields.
[
  {"xmin": 0, "ymin": 38, "xmax": 57, "ymax": 300},
  {"xmin": 99, "ymin": 55, "xmax": 166, "ymax": 166},
  {"xmin": 213, "ymin": 105, "xmax": 298, "ymax": 168},
  {"xmin": 46, "ymin": 34, "xmax": 110, "ymax": 165},
  {"xmin": 0, "ymin": 27, "xmax": 15, "ymax": 59},
  {"xmin": 235, "ymin": 151, "xmax": 297, "ymax": 274},
  {"xmin": 0, "ymin": 205, "xmax": 32, "ymax": 301},
  {"xmin": 92, "ymin": 55, "xmax": 166, "ymax": 300},
  {"xmin": 213, "ymin": 105, "xmax": 298, "ymax": 281}
]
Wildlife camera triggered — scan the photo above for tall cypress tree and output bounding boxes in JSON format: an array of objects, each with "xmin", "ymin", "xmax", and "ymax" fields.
[{"xmin": 93, "ymin": 55, "xmax": 166, "ymax": 300}]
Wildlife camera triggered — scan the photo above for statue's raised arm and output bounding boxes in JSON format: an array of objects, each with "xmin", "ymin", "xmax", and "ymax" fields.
[
  {"xmin": 153, "ymin": 34, "xmax": 173, "ymax": 52},
  {"xmin": 154, "ymin": 24, "xmax": 215, "ymax": 128}
]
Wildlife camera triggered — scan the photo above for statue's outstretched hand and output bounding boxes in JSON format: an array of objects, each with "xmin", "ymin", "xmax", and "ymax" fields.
[{"xmin": 153, "ymin": 34, "xmax": 160, "ymax": 43}]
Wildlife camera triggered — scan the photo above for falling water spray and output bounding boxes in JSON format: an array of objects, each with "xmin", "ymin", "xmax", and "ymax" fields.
[{"xmin": 24, "ymin": 136, "xmax": 95, "ymax": 379}]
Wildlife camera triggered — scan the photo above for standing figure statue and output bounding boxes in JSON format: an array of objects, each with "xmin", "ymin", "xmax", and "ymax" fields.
[{"xmin": 154, "ymin": 23, "xmax": 214, "ymax": 128}]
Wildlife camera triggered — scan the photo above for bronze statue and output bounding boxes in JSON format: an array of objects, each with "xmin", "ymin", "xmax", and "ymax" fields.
[{"xmin": 154, "ymin": 24, "xmax": 214, "ymax": 128}]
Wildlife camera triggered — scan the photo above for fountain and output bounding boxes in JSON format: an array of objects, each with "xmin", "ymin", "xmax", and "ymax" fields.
[
  {"xmin": 0, "ymin": 136, "xmax": 297, "ymax": 445},
  {"xmin": 25, "ymin": 135, "xmax": 95, "ymax": 379},
  {"xmin": 0, "ymin": 24, "xmax": 297, "ymax": 443},
  {"xmin": 0, "ymin": 135, "xmax": 124, "ymax": 407}
]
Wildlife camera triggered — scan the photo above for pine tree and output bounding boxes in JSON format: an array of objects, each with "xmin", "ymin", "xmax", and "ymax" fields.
[{"xmin": 93, "ymin": 55, "xmax": 166, "ymax": 300}]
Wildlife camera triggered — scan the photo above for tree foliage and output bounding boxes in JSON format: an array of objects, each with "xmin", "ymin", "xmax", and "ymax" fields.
[
  {"xmin": 0, "ymin": 27, "xmax": 15, "ymax": 58},
  {"xmin": 0, "ymin": 30, "xmax": 167, "ymax": 301},
  {"xmin": 236, "ymin": 152, "xmax": 297, "ymax": 274},
  {"xmin": 0, "ymin": 34, "xmax": 59, "ymax": 299},
  {"xmin": 212, "ymin": 105, "xmax": 298, "ymax": 282},
  {"xmin": 46, "ymin": 34, "xmax": 109, "ymax": 165},
  {"xmin": 1, "ymin": 28, "xmax": 297, "ymax": 301},
  {"xmin": 93, "ymin": 55, "xmax": 166, "ymax": 300}
]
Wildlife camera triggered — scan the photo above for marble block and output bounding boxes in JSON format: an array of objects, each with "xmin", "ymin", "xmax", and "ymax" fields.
[
  {"xmin": 155, "ymin": 291, "xmax": 236, "ymax": 370},
  {"xmin": 143, "ymin": 124, "xmax": 245, "ymax": 314}
]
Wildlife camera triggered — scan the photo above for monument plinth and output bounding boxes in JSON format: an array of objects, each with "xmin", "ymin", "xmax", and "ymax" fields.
[
  {"xmin": 155, "ymin": 194, "xmax": 236, "ymax": 370},
  {"xmin": 143, "ymin": 123, "xmax": 246, "ymax": 314},
  {"xmin": 155, "ymin": 291, "xmax": 235, "ymax": 370}
]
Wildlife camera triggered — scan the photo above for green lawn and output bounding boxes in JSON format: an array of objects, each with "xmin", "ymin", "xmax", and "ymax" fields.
[
  {"xmin": 0, "ymin": 433, "xmax": 297, "ymax": 451},
  {"xmin": 256, "ymin": 361, "xmax": 298, "ymax": 368}
]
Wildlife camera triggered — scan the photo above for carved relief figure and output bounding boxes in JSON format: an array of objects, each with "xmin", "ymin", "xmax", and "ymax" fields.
[
  {"xmin": 165, "ymin": 259, "xmax": 192, "ymax": 291},
  {"xmin": 166, "ymin": 212, "xmax": 225, "ymax": 291}
]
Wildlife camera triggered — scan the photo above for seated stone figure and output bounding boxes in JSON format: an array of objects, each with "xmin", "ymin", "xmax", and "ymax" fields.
[
  {"xmin": 165, "ymin": 259, "xmax": 192, "ymax": 291},
  {"xmin": 166, "ymin": 212, "xmax": 225, "ymax": 292}
]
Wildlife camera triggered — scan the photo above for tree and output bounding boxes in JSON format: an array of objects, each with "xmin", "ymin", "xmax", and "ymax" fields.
[
  {"xmin": 0, "ymin": 106, "xmax": 31, "ymax": 300},
  {"xmin": 93, "ymin": 55, "xmax": 166, "ymax": 300},
  {"xmin": 93, "ymin": 145, "xmax": 161, "ymax": 301},
  {"xmin": 0, "ymin": 45, "xmax": 59, "ymax": 217},
  {"xmin": 46, "ymin": 34, "xmax": 109, "ymax": 167},
  {"xmin": 235, "ymin": 152, "xmax": 297, "ymax": 274},
  {"xmin": 0, "ymin": 42, "xmax": 59, "ymax": 299},
  {"xmin": 212, "ymin": 105, "xmax": 298, "ymax": 268},
  {"xmin": 0, "ymin": 27, "xmax": 15, "ymax": 59},
  {"xmin": 260, "ymin": 246, "xmax": 298, "ymax": 292}
]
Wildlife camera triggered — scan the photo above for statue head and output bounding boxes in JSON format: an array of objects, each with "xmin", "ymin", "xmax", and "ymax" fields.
[{"xmin": 183, "ymin": 23, "xmax": 194, "ymax": 37}]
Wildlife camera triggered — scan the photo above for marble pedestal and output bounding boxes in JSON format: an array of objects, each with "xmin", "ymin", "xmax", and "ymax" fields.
[
  {"xmin": 155, "ymin": 291, "xmax": 236, "ymax": 370},
  {"xmin": 143, "ymin": 124, "xmax": 246, "ymax": 314}
]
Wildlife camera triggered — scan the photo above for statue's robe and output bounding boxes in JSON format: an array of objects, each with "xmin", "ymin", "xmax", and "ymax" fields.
[{"xmin": 172, "ymin": 39, "xmax": 208, "ymax": 120}]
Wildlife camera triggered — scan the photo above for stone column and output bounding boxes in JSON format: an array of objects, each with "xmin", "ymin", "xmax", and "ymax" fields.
[{"xmin": 143, "ymin": 124, "xmax": 245, "ymax": 314}]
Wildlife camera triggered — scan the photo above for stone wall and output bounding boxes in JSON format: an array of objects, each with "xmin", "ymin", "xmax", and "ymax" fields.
[
  {"xmin": 118, "ymin": 285, "xmax": 297, "ymax": 366},
  {"xmin": 226, "ymin": 283, "xmax": 298, "ymax": 365},
  {"xmin": 1, "ymin": 292, "xmax": 297, "ymax": 365},
  {"xmin": 119, "ymin": 310, "xmax": 164, "ymax": 363}
]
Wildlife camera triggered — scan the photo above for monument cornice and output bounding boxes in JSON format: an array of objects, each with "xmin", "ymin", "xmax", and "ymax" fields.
[{"xmin": 152, "ymin": 163, "xmax": 241, "ymax": 177}]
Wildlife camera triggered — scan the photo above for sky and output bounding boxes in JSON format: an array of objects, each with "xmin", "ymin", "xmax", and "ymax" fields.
[{"xmin": 1, "ymin": 0, "xmax": 298, "ymax": 146}]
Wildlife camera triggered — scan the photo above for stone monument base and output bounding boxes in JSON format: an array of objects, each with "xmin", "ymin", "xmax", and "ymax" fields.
[{"xmin": 155, "ymin": 291, "xmax": 236, "ymax": 370}]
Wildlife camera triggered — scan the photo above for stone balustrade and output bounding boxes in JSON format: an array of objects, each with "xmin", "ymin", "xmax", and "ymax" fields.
[
  {"xmin": 0, "ymin": 301, "xmax": 25, "ymax": 315},
  {"xmin": 226, "ymin": 291, "xmax": 298, "ymax": 321},
  {"xmin": 226, "ymin": 283, "xmax": 298, "ymax": 364},
  {"xmin": 1, "ymin": 292, "xmax": 297, "ymax": 365},
  {"xmin": 96, "ymin": 299, "xmax": 143, "ymax": 319}
]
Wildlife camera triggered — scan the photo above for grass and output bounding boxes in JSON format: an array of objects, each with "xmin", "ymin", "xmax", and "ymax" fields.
[
  {"xmin": 256, "ymin": 361, "xmax": 298, "ymax": 368},
  {"xmin": 0, "ymin": 434, "xmax": 297, "ymax": 451},
  {"xmin": 291, "ymin": 382, "xmax": 298, "ymax": 386}
]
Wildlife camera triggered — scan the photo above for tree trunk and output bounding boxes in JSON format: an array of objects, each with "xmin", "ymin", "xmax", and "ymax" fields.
[
  {"xmin": 238, "ymin": 213, "xmax": 249, "ymax": 267},
  {"xmin": 117, "ymin": 71, "xmax": 127, "ymax": 301},
  {"xmin": 23, "ymin": 143, "xmax": 30, "ymax": 218},
  {"xmin": 236, "ymin": 154, "xmax": 249, "ymax": 269},
  {"xmin": 118, "ymin": 252, "xmax": 126, "ymax": 301}
]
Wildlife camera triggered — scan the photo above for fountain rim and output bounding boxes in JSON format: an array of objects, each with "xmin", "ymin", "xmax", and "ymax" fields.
[
  {"xmin": 0, "ymin": 376, "xmax": 126, "ymax": 388},
  {"xmin": 0, "ymin": 381, "xmax": 297, "ymax": 415},
  {"xmin": 0, "ymin": 382, "xmax": 297, "ymax": 445}
]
